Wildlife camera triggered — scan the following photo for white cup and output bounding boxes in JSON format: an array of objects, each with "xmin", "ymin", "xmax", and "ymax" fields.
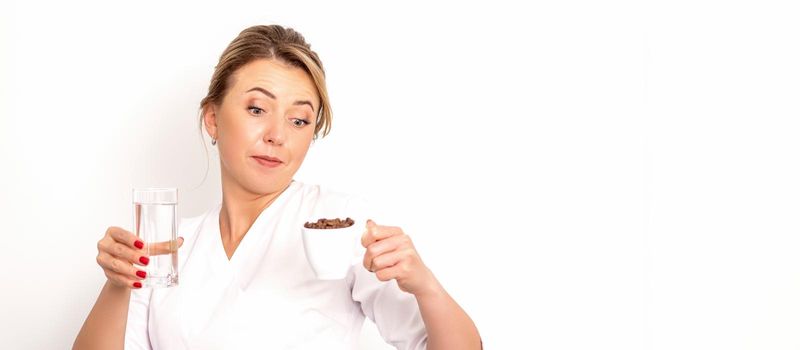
[{"xmin": 302, "ymin": 219, "xmax": 363, "ymax": 280}]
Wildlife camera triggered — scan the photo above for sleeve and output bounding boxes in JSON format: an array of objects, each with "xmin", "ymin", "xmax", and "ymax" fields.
[
  {"xmin": 124, "ymin": 286, "xmax": 153, "ymax": 349},
  {"xmin": 346, "ymin": 196, "xmax": 428, "ymax": 350}
]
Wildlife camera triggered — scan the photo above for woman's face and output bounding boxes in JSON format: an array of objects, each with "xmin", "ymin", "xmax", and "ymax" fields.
[{"xmin": 204, "ymin": 59, "xmax": 318, "ymax": 196}]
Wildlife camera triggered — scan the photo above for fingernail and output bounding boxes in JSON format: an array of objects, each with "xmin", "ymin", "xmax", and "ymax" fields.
[
  {"xmin": 136, "ymin": 270, "xmax": 147, "ymax": 278},
  {"xmin": 134, "ymin": 240, "xmax": 144, "ymax": 249},
  {"xmin": 133, "ymin": 282, "xmax": 142, "ymax": 288},
  {"xmin": 139, "ymin": 256, "xmax": 150, "ymax": 265}
]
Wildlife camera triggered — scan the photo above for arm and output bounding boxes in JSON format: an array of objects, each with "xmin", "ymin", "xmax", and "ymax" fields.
[
  {"xmin": 414, "ymin": 278, "xmax": 482, "ymax": 350},
  {"xmin": 73, "ymin": 227, "xmax": 179, "ymax": 350},
  {"xmin": 72, "ymin": 281, "xmax": 131, "ymax": 350},
  {"xmin": 362, "ymin": 220, "xmax": 482, "ymax": 350}
]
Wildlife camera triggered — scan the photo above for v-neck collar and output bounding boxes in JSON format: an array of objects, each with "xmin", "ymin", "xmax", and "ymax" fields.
[{"xmin": 211, "ymin": 180, "xmax": 300, "ymax": 271}]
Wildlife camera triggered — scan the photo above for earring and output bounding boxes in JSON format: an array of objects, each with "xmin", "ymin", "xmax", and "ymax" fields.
[{"xmin": 211, "ymin": 138, "xmax": 217, "ymax": 146}]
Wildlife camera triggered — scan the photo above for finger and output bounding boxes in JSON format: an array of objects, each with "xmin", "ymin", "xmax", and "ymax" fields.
[
  {"xmin": 374, "ymin": 263, "xmax": 407, "ymax": 282},
  {"xmin": 97, "ymin": 251, "xmax": 147, "ymax": 280},
  {"xmin": 103, "ymin": 240, "xmax": 148, "ymax": 265},
  {"xmin": 97, "ymin": 237, "xmax": 149, "ymax": 267},
  {"xmin": 360, "ymin": 220, "xmax": 403, "ymax": 248},
  {"xmin": 363, "ymin": 234, "xmax": 410, "ymax": 271},
  {"xmin": 360, "ymin": 220, "xmax": 377, "ymax": 247},
  {"xmin": 105, "ymin": 269, "xmax": 144, "ymax": 289},
  {"xmin": 370, "ymin": 248, "xmax": 413, "ymax": 273},
  {"xmin": 107, "ymin": 226, "xmax": 144, "ymax": 250},
  {"xmin": 145, "ymin": 237, "xmax": 184, "ymax": 256}
]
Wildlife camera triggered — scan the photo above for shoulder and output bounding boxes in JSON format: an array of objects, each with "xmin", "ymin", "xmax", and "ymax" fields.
[
  {"xmin": 292, "ymin": 180, "xmax": 366, "ymax": 205},
  {"xmin": 177, "ymin": 205, "xmax": 218, "ymax": 240},
  {"xmin": 291, "ymin": 180, "xmax": 374, "ymax": 219}
]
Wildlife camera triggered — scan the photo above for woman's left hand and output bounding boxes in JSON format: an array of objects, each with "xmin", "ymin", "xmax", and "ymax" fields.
[{"xmin": 361, "ymin": 219, "xmax": 441, "ymax": 297}]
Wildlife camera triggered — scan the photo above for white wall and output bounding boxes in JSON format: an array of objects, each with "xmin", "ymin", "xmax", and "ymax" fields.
[{"xmin": 1, "ymin": 0, "xmax": 798, "ymax": 349}]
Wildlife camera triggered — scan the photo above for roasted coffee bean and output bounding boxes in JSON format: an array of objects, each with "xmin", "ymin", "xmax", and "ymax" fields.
[{"xmin": 304, "ymin": 217, "xmax": 355, "ymax": 229}]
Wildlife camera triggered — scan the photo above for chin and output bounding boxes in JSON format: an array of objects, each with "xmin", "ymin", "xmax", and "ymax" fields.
[{"xmin": 246, "ymin": 174, "xmax": 293, "ymax": 194}]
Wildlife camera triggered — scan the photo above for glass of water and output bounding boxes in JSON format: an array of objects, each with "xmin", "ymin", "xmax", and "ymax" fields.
[{"xmin": 133, "ymin": 188, "xmax": 179, "ymax": 288}]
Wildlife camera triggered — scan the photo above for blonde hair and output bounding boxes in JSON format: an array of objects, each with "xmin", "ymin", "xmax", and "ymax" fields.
[{"xmin": 199, "ymin": 25, "xmax": 332, "ymax": 139}]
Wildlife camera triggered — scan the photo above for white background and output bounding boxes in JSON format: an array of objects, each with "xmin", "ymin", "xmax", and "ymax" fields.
[{"xmin": 1, "ymin": 0, "xmax": 799, "ymax": 349}]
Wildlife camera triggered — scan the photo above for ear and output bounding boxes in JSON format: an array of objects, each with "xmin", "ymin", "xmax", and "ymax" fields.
[{"xmin": 202, "ymin": 104, "xmax": 219, "ymax": 140}]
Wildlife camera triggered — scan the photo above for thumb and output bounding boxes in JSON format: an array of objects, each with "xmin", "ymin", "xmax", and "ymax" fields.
[
  {"xmin": 147, "ymin": 237, "xmax": 184, "ymax": 255},
  {"xmin": 361, "ymin": 219, "xmax": 378, "ymax": 248}
]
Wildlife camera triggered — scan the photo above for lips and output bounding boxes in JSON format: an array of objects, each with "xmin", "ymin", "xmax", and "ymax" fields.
[
  {"xmin": 253, "ymin": 155, "xmax": 283, "ymax": 163},
  {"xmin": 252, "ymin": 155, "xmax": 284, "ymax": 168}
]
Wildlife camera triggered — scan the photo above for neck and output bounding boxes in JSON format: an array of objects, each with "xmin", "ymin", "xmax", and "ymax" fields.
[{"xmin": 218, "ymin": 172, "xmax": 292, "ymax": 244}]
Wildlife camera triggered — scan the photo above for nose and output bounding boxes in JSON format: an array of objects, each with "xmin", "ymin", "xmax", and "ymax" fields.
[{"xmin": 263, "ymin": 114, "xmax": 286, "ymax": 146}]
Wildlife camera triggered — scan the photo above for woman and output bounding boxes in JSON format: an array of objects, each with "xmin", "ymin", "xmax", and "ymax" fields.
[{"xmin": 73, "ymin": 25, "xmax": 481, "ymax": 349}]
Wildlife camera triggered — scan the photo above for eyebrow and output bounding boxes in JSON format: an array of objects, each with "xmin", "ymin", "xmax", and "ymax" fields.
[{"xmin": 246, "ymin": 87, "xmax": 315, "ymax": 112}]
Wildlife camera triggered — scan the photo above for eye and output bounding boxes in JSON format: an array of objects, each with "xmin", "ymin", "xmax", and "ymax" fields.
[
  {"xmin": 291, "ymin": 118, "xmax": 310, "ymax": 128},
  {"xmin": 248, "ymin": 106, "xmax": 265, "ymax": 116}
]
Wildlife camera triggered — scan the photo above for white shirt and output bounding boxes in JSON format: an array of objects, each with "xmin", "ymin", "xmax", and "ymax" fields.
[{"xmin": 124, "ymin": 180, "xmax": 428, "ymax": 350}]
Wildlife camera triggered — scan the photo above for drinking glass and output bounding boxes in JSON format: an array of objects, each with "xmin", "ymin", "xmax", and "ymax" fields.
[{"xmin": 133, "ymin": 188, "xmax": 179, "ymax": 288}]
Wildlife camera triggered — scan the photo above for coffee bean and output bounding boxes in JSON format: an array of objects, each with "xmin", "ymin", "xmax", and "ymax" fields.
[{"xmin": 304, "ymin": 217, "xmax": 355, "ymax": 229}]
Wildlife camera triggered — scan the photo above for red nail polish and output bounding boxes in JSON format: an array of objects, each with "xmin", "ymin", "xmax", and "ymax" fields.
[
  {"xmin": 133, "ymin": 282, "xmax": 142, "ymax": 288},
  {"xmin": 134, "ymin": 240, "xmax": 144, "ymax": 249},
  {"xmin": 136, "ymin": 271, "xmax": 147, "ymax": 278},
  {"xmin": 139, "ymin": 256, "xmax": 150, "ymax": 265}
]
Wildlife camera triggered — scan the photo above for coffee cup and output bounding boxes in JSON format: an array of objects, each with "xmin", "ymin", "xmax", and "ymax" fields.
[{"xmin": 301, "ymin": 217, "xmax": 362, "ymax": 280}]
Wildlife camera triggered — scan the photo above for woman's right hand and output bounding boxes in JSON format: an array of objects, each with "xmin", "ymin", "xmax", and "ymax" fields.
[{"xmin": 96, "ymin": 227, "xmax": 184, "ymax": 289}]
